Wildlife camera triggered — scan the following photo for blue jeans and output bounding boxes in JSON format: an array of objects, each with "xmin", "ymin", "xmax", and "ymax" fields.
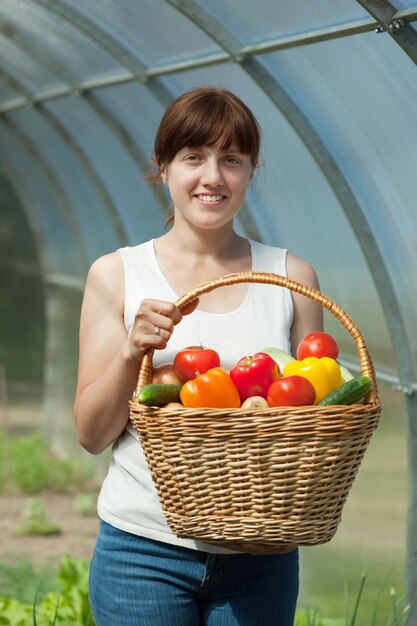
[{"xmin": 89, "ymin": 520, "xmax": 299, "ymax": 626}]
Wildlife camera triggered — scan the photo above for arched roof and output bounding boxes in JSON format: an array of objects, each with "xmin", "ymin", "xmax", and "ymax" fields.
[{"xmin": 0, "ymin": 0, "xmax": 416, "ymax": 614}]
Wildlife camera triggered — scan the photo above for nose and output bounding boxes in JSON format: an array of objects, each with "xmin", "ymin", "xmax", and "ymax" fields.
[{"xmin": 201, "ymin": 158, "xmax": 223, "ymax": 186}]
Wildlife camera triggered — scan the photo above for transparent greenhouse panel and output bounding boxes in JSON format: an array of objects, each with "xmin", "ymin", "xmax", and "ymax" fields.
[
  {"xmin": 256, "ymin": 32, "xmax": 417, "ymax": 366},
  {"xmin": 92, "ymin": 83, "xmax": 166, "ymax": 159},
  {"xmin": 390, "ymin": 0, "xmax": 417, "ymax": 8},
  {"xmin": 0, "ymin": 32, "xmax": 66, "ymax": 95},
  {"xmin": 0, "ymin": 0, "xmax": 125, "ymax": 85},
  {"xmin": 44, "ymin": 96, "xmax": 166, "ymax": 245},
  {"xmin": 0, "ymin": 76, "xmax": 24, "ymax": 111},
  {"xmin": 61, "ymin": 0, "xmax": 222, "ymax": 68},
  {"xmin": 190, "ymin": 0, "xmax": 370, "ymax": 44},
  {"xmin": 7, "ymin": 107, "xmax": 122, "ymax": 264},
  {"xmin": 0, "ymin": 120, "xmax": 83, "ymax": 277}
]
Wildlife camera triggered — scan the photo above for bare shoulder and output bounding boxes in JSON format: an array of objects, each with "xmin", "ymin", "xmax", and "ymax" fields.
[
  {"xmin": 87, "ymin": 252, "xmax": 124, "ymax": 286},
  {"xmin": 286, "ymin": 252, "xmax": 320, "ymax": 290},
  {"xmin": 87, "ymin": 250, "xmax": 124, "ymax": 283},
  {"xmin": 84, "ymin": 251, "xmax": 124, "ymax": 307}
]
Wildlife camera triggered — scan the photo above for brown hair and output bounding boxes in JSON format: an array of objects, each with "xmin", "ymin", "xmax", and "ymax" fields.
[{"xmin": 148, "ymin": 87, "xmax": 261, "ymax": 183}]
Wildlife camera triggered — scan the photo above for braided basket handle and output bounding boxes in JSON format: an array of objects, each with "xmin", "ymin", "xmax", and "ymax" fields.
[{"xmin": 136, "ymin": 271, "xmax": 379, "ymax": 403}]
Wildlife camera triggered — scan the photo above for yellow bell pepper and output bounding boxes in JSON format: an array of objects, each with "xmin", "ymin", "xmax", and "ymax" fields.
[{"xmin": 283, "ymin": 356, "xmax": 341, "ymax": 403}]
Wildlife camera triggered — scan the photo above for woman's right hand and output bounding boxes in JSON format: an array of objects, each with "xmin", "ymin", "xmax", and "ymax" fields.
[{"xmin": 127, "ymin": 298, "xmax": 198, "ymax": 361}]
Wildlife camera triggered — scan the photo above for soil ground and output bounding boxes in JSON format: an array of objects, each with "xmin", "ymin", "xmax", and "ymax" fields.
[
  {"xmin": 0, "ymin": 492, "xmax": 98, "ymax": 567},
  {"xmin": 1, "ymin": 404, "xmax": 99, "ymax": 569}
]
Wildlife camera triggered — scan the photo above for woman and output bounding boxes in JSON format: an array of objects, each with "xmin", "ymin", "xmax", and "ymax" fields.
[{"xmin": 74, "ymin": 87, "xmax": 323, "ymax": 625}]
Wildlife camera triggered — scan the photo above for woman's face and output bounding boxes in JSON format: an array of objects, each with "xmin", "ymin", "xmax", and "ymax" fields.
[{"xmin": 162, "ymin": 140, "xmax": 254, "ymax": 231}]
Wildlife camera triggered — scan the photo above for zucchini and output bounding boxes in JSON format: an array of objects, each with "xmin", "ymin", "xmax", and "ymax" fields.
[
  {"xmin": 317, "ymin": 376, "xmax": 371, "ymax": 406},
  {"xmin": 137, "ymin": 383, "xmax": 183, "ymax": 407}
]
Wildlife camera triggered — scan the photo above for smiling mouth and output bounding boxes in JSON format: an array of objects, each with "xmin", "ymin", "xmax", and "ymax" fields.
[{"xmin": 195, "ymin": 194, "xmax": 226, "ymax": 202}]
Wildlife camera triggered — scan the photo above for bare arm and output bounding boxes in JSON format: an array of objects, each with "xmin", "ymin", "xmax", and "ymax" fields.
[
  {"xmin": 286, "ymin": 253, "xmax": 323, "ymax": 356},
  {"xmin": 73, "ymin": 252, "xmax": 196, "ymax": 455}
]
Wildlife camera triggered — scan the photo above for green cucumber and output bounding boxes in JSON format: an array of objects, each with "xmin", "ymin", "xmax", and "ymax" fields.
[
  {"xmin": 317, "ymin": 376, "xmax": 371, "ymax": 406},
  {"xmin": 137, "ymin": 383, "xmax": 183, "ymax": 407}
]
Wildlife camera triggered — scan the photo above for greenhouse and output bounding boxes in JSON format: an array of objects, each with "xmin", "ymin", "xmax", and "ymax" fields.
[{"xmin": 0, "ymin": 1, "xmax": 416, "ymax": 623}]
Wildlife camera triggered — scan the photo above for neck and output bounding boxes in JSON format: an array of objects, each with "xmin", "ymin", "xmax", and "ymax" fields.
[{"xmin": 161, "ymin": 217, "xmax": 245, "ymax": 260}]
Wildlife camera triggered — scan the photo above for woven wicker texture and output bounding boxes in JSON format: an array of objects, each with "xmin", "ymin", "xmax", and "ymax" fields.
[{"xmin": 130, "ymin": 271, "xmax": 382, "ymax": 547}]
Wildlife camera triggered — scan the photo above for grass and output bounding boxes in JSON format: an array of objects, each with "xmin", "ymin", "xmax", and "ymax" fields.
[
  {"xmin": 0, "ymin": 431, "xmax": 93, "ymax": 495},
  {"xmin": 0, "ymin": 559, "xmax": 57, "ymax": 604},
  {"xmin": 0, "ymin": 556, "xmax": 95, "ymax": 625},
  {"xmin": 295, "ymin": 571, "xmax": 411, "ymax": 626},
  {"xmin": 299, "ymin": 539, "xmax": 406, "ymax": 624}
]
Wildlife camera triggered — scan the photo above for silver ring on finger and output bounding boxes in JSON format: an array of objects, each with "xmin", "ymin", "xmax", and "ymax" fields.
[{"xmin": 154, "ymin": 326, "xmax": 161, "ymax": 336}]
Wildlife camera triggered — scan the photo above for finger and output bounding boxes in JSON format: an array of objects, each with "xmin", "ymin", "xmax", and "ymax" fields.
[
  {"xmin": 151, "ymin": 324, "xmax": 170, "ymax": 341},
  {"xmin": 152, "ymin": 312, "xmax": 175, "ymax": 336},
  {"xmin": 180, "ymin": 298, "xmax": 199, "ymax": 317},
  {"xmin": 153, "ymin": 301, "xmax": 183, "ymax": 325},
  {"xmin": 139, "ymin": 300, "xmax": 183, "ymax": 326}
]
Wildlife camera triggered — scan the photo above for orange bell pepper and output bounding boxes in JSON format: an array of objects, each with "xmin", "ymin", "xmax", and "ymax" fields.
[
  {"xmin": 283, "ymin": 356, "xmax": 341, "ymax": 403},
  {"xmin": 180, "ymin": 367, "xmax": 241, "ymax": 408}
]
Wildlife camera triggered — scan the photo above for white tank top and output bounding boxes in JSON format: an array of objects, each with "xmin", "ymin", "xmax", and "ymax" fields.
[{"xmin": 97, "ymin": 238, "xmax": 293, "ymax": 553}]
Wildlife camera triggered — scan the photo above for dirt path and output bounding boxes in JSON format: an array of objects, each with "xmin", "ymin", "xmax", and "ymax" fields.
[{"xmin": 0, "ymin": 493, "xmax": 98, "ymax": 566}]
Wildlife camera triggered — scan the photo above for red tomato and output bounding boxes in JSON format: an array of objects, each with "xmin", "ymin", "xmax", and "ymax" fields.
[
  {"xmin": 296, "ymin": 331, "xmax": 339, "ymax": 361},
  {"xmin": 173, "ymin": 346, "xmax": 221, "ymax": 381},
  {"xmin": 230, "ymin": 352, "xmax": 280, "ymax": 402},
  {"xmin": 267, "ymin": 375, "xmax": 316, "ymax": 407}
]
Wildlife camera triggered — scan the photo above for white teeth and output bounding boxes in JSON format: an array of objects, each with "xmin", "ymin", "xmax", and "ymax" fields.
[{"xmin": 197, "ymin": 194, "xmax": 224, "ymax": 202}]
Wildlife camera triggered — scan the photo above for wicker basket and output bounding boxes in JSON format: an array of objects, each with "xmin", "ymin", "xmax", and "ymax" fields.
[{"xmin": 129, "ymin": 271, "xmax": 382, "ymax": 547}]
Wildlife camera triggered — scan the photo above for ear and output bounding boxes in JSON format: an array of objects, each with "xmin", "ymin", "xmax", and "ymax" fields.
[{"xmin": 160, "ymin": 166, "xmax": 168, "ymax": 186}]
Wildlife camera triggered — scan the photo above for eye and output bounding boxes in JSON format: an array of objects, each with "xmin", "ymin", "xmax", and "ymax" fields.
[
  {"xmin": 183, "ymin": 153, "xmax": 202, "ymax": 162},
  {"xmin": 223, "ymin": 156, "xmax": 240, "ymax": 165}
]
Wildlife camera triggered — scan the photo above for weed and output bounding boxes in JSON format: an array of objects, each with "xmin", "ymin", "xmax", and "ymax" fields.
[
  {"xmin": 14, "ymin": 498, "xmax": 62, "ymax": 536},
  {"xmin": 73, "ymin": 492, "xmax": 97, "ymax": 517},
  {"xmin": 0, "ymin": 560, "xmax": 56, "ymax": 604},
  {"xmin": 0, "ymin": 556, "xmax": 95, "ymax": 625},
  {"xmin": 295, "ymin": 571, "xmax": 410, "ymax": 626}
]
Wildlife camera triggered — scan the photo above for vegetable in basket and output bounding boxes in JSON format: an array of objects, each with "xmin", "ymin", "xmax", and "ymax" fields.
[
  {"xmin": 152, "ymin": 363, "xmax": 184, "ymax": 385},
  {"xmin": 173, "ymin": 345, "xmax": 220, "ymax": 381},
  {"xmin": 296, "ymin": 331, "xmax": 339, "ymax": 360},
  {"xmin": 317, "ymin": 376, "xmax": 371, "ymax": 406},
  {"xmin": 138, "ymin": 383, "xmax": 183, "ymax": 407},
  {"xmin": 267, "ymin": 375, "xmax": 316, "ymax": 407},
  {"xmin": 260, "ymin": 347, "xmax": 295, "ymax": 372},
  {"xmin": 180, "ymin": 367, "xmax": 241, "ymax": 408},
  {"xmin": 283, "ymin": 356, "xmax": 342, "ymax": 403},
  {"xmin": 229, "ymin": 351, "xmax": 280, "ymax": 402}
]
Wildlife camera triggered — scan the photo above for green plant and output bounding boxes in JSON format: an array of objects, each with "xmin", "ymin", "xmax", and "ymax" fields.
[
  {"xmin": 22, "ymin": 498, "xmax": 45, "ymax": 520},
  {"xmin": 15, "ymin": 518, "xmax": 62, "ymax": 537},
  {"xmin": 14, "ymin": 498, "xmax": 61, "ymax": 537},
  {"xmin": 73, "ymin": 492, "xmax": 97, "ymax": 517},
  {"xmin": 0, "ymin": 556, "xmax": 95, "ymax": 625},
  {"xmin": 295, "ymin": 570, "xmax": 411, "ymax": 626},
  {"xmin": 0, "ymin": 560, "xmax": 56, "ymax": 604},
  {"xmin": 0, "ymin": 432, "xmax": 92, "ymax": 494}
]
